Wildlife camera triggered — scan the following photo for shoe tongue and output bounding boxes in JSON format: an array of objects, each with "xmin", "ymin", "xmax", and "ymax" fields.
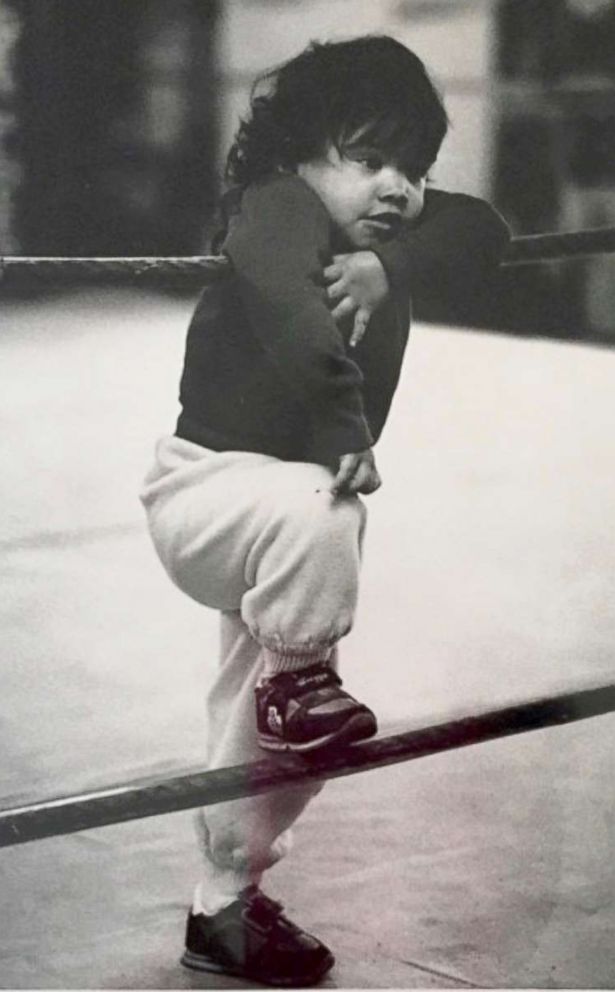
[
  {"xmin": 296, "ymin": 667, "xmax": 336, "ymax": 690},
  {"xmin": 242, "ymin": 887, "xmax": 283, "ymax": 919}
]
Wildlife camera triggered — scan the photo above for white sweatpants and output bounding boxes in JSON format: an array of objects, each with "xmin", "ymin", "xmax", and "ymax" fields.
[{"xmin": 140, "ymin": 435, "xmax": 367, "ymax": 905}]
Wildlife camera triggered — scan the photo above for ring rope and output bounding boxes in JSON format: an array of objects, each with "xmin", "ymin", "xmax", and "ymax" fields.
[
  {"xmin": 1, "ymin": 226, "xmax": 615, "ymax": 283},
  {"xmin": 503, "ymin": 226, "xmax": 615, "ymax": 265},
  {"xmin": 1, "ymin": 681, "xmax": 614, "ymax": 849}
]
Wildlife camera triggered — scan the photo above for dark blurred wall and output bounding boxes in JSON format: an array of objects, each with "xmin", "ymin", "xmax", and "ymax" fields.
[
  {"xmin": 7, "ymin": 0, "xmax": 219, "ymax": 255},
  {"xmin": 492, "ymin": 0, "xmax": 615, "ymax": 341},
  {"xmin": 2, "ymin": 0, "xmax": 614, "ymax": 342}
]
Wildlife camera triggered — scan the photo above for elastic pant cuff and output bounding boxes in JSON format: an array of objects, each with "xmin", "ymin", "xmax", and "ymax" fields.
[{"xmin": 262, "ymin": 646, "xmax": 332, "ymax": 675}]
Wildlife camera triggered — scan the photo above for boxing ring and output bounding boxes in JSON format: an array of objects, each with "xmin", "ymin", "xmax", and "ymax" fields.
[{"xmin": 1, "ymin": 225, "xmax": 615, "ymax": 853}]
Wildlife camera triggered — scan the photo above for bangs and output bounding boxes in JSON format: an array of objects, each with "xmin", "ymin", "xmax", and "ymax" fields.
[
  {"xmin": 338, "ymin": 115, "xmax": 440, "ymax": 181},
  {"xmin": 325, "ymin": 54, "xmax": 448, "ymax": 181}
]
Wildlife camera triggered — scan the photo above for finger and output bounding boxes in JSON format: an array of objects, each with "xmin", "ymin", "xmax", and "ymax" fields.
[
  {"xmin": 362, "ymin": 470, "xmax": 382, "ymax": 495},
  {"xmin": 331, "ymin": 296, "xmax": 357, "ymax": 322},
  {"xmin": 333, "ymin": 454, "xmax": 377, "ymax": 497},
  {"xmin": 346, "ymin": 458, "xmax": 371, "ymax": 495},
  {"xmin": 331, "ymin": 253, "xmax": 352, "ymax": 265},
  {"xmin": 323, "ymin": 263, "xmax": 343, "ymax": 282},
  {"xmin": 349, "ymin": 307, "xmax": 371, "ymax": 347},
  {"xmin": 330, "ymin": 454, "xmax": 360, "ymax": 495},
  {"xmin": 354, "ymin": 466, "xmax": 382, "ymax": 496},
  {"xmin": 331, "ymin": 459, "xmax": 358, "ymax": 495},
  {"xmin": 340, "ymin": 469, "xmax": 363, "ymax": 496},
  {"xmin": 326, "ymin": 278, "xmax": 347, "ymax": 300}
]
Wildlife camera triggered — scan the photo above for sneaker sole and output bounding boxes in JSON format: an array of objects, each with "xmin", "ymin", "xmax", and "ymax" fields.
[
  {"xmin": 258, "ymin": 710, "xmax": 377, "ymax": 754},
  {"xmin": 181, "ymin": 948, "xmax": 335, "ymax": 987}
]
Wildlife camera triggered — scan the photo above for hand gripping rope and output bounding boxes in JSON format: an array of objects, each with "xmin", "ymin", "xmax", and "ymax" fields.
[{"xmin": 1, "ymin": 225, "xmax": 615, "ymax": 848}]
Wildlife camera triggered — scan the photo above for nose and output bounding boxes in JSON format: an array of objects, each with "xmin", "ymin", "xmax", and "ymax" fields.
[
  {"xmin": 378, "ymin": 166, "xmax": 408, "ymax": 207},
  {"xmin": 379, "ymin": 166, "xmax": 425, "ymax": 220},
  {"xmin": 378, "ymin": 167, "xmax": 424, "ymax": 213}
]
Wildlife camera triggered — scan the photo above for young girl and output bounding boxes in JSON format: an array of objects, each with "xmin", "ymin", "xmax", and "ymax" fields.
[{"xmin": 140, "ymin": 34, "xmax": 509, "ymax": 987}]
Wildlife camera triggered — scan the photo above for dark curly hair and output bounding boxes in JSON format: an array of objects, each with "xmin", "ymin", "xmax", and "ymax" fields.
[{"xmin": 226, "ymin": 35, "xmax": 449, "ymax": 189}]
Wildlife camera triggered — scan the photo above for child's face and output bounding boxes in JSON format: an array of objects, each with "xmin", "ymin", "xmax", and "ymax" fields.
[{"xmin": 297, "ymin": 143, "xmax": 425, "ymax": 250}]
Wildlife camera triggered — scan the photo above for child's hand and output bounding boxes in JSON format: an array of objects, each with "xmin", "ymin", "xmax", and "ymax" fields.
[
  {"xmin": 324, "ymin": 252, "xmax": 390, "ymax": 347},
  {"xmin": 331, "ymin": 449, "xmax": 381, "ymax": 497}
]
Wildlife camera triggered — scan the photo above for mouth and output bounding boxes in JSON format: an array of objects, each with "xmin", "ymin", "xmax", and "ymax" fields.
[{"xmin": 361, "ymin": 212, "xmax": 403, "ymax": 235}]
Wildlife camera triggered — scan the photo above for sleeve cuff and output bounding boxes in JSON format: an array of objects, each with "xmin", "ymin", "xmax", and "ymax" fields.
[{"xmin": 307, "ymin": 409, "xmax": 374, "ymax": 464}]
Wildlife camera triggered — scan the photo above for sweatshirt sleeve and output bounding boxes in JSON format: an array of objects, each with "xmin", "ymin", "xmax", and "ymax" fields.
[
  {"xmin": 224, "ymin": 174, "xmax": 373, "ymax": 460},
  {"xmin": 372, "ymin": 189, "xmax": 511, "ymax": 325}
]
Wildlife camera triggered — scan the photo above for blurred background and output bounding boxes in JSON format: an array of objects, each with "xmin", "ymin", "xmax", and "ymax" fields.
[{"xmin": 0, "ymin": 0, "xmax": 614, "ymax": 341}]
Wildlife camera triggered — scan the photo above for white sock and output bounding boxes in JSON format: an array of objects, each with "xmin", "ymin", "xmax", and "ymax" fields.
[{"xmin": 193, "ymin": 882, "xmax": 241, "ymax": 917}]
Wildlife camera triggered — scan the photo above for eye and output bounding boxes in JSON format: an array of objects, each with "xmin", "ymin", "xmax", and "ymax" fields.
[{"xmin": 352, "ymin": 150, "xmax": 385, "ymax": 172}]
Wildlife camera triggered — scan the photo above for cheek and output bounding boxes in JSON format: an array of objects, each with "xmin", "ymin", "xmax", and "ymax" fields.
[
  {"xmin": 407, "ymin": 182, "xmax": 426, "ymax": 219},
  {"xmin": 326, "ymin": 188, "xmax": 362, "ymax": 225},
  {"xmin": 407, "ymin": 194, "xmax": 424, "ymax": 220},
  {"xmin": 341, "ymin": 184, "xmax": 375, "ymax": 221}
]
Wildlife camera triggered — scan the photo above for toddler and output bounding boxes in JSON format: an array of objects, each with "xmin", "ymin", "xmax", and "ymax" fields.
[{"xmin": 140, "ymin": 34, "xmax": 509, "ymax": 987}]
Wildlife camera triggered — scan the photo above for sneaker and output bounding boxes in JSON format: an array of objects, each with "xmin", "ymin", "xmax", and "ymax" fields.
[
  {"xmin": 255, "ymin": 663, "xmax": 377, "ymax": 753},
  {"xmin": 181, "ymin": 885, "xmax": 334, "ymax": 987}
]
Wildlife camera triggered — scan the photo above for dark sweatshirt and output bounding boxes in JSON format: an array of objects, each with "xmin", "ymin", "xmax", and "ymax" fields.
[{"xmin": 176, "ymin": 173, "xmax": 509, "ymax": 466}]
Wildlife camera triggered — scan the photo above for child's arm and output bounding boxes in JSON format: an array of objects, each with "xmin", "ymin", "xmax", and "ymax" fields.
[
  {"xmin": 325, "ymin": 190, "xmax": 511, "ymax": 339},
  {"xmin": 223, "ymin": 173, "xmax": 374, "ymax": 469}
]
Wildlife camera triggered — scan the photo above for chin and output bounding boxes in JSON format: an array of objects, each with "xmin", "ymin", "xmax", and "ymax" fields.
[
  {"xmin": 355, "ymin": 226, "xmax": 397, "ymax": 249},
  {"xmin": 348, "ymin": 232, "xmax": 379, "ymax": 250},
  {"xmin": 337, "ymin": 227, "xmax": 386, "ymax": 251}
]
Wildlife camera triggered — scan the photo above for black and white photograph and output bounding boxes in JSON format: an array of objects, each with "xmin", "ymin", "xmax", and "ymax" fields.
[{"xmin": 1, "ymin": 1, "xmax": 615, "ymax": 988}]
